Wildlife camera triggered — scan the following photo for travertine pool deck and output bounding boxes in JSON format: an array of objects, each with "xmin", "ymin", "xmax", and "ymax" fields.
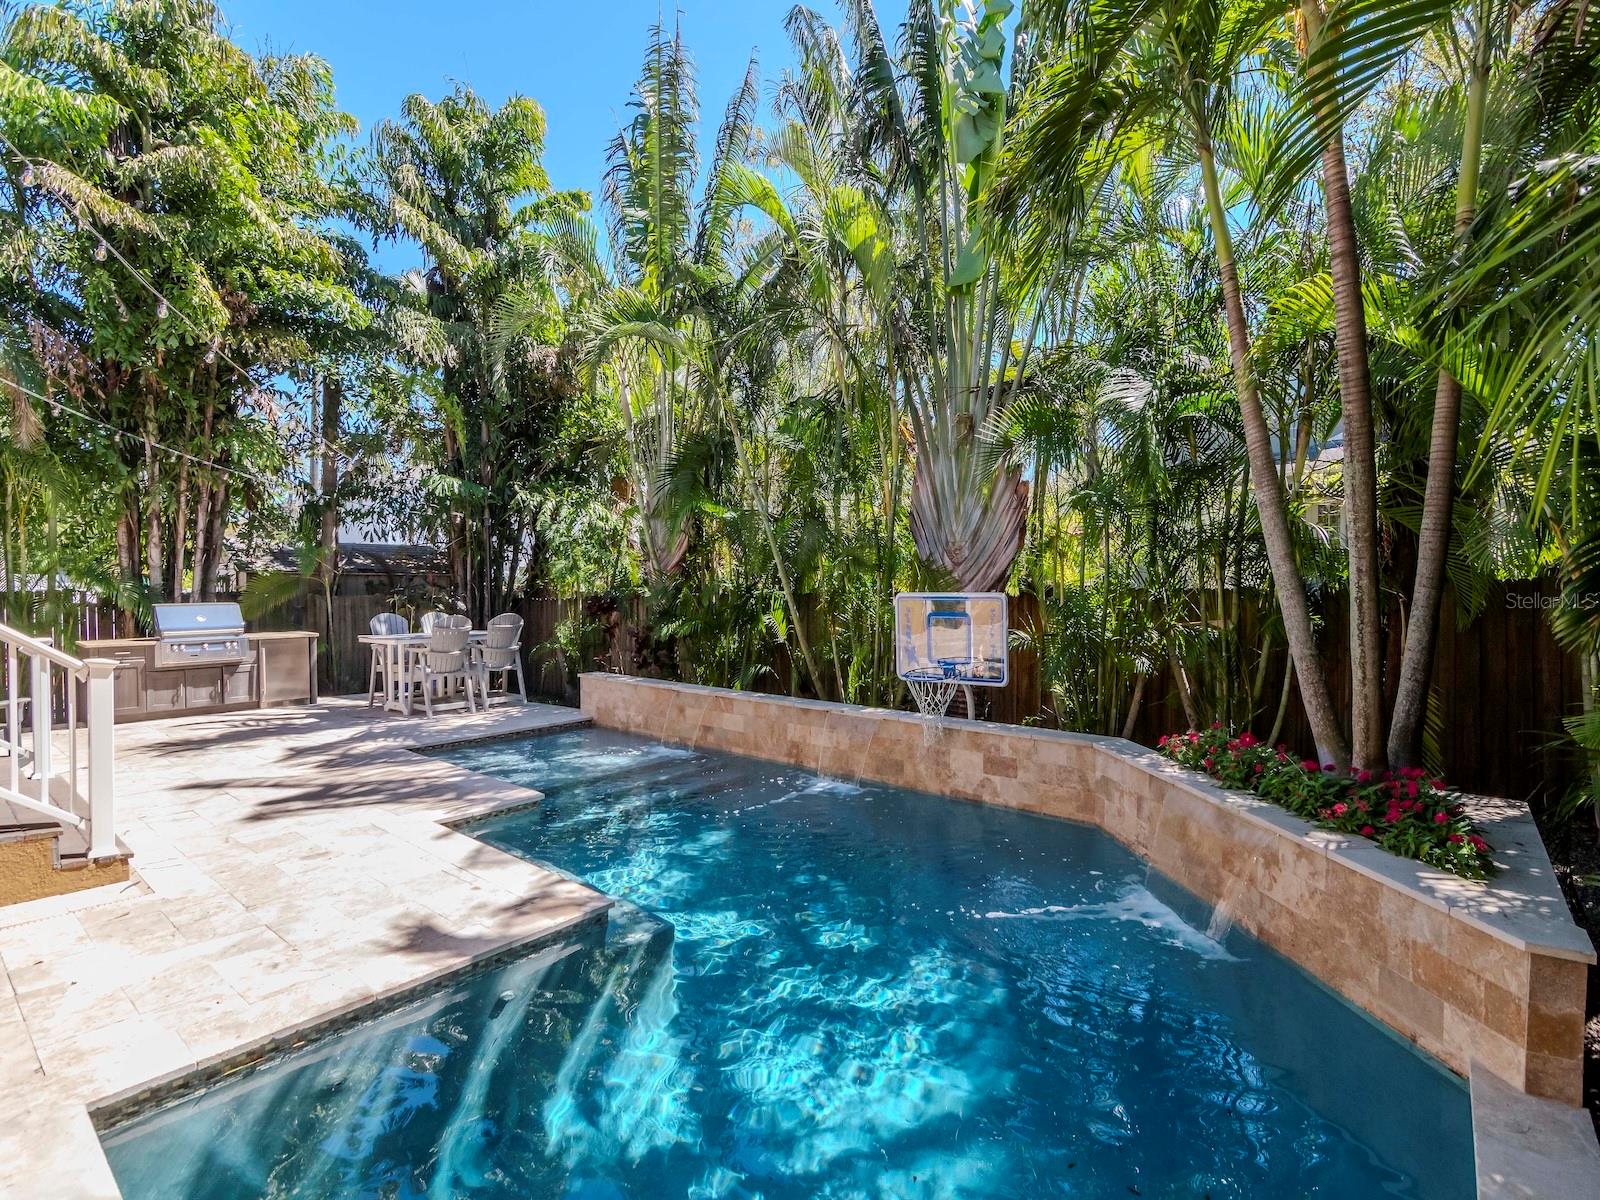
[{"xmin": 0, "ymin": 697, "xmax": 606, "ymax": 1200}]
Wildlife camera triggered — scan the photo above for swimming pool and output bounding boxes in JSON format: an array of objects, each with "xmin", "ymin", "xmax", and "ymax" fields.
[{"xmin": 102, "ymin": 727, "xmax": 1473, "ymax": 1198}]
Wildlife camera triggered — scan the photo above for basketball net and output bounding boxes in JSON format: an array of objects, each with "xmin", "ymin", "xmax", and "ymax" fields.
[{"xmin": 906, "ymin": 674, "xmax": 959, "ymax": 744}]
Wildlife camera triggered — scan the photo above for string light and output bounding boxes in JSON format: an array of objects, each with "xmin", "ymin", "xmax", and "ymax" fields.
[
  {"xmin": 2, "ymin": 375, "xmax": 285, "ymax": 490},
  {"xmin": 94, "ymin": 240, "xmax": 108, "ymax": 262},
  {"xmin": 1, "ymin": 133, "xmax": 346, "ymax": 465}
]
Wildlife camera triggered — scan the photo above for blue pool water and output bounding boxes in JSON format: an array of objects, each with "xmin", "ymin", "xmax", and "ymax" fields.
[{"xmin": 102, "ymin": 728, "xmax": 1473, "ymax": 1199}]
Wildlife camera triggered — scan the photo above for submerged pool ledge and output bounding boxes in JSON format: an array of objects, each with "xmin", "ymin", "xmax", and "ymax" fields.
[{"xmin": 579, "ymin": 673, "xmax": 1595, "ymax": 1112}]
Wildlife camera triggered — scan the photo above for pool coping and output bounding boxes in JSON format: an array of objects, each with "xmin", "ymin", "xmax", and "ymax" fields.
[{"xmin": 88, "ymin": 910, "xmax": 610, "ymax": 1133}]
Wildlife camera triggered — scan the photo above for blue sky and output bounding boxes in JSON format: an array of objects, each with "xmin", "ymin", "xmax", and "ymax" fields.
[{"xmin": 223, "ymin": 0, "xmax": 908, "ymax": 268}]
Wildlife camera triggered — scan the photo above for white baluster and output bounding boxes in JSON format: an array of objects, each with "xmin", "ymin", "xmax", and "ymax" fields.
[
  {"xmin": 5, "ymin": 643, "xmax": 17, "ymax": 796},
  {"xmin": 31, "ymin": 651, "xmax": 52, "ymax": 784}
]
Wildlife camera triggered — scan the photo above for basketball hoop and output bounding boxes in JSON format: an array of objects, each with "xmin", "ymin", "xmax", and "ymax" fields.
[
  {"xmin": 904, "ymin": 666, "xmax": 960, "ymax": 744},
  {"xmin": 895, "ymin": 593, "xmax": 1008, "ymax": 743}
]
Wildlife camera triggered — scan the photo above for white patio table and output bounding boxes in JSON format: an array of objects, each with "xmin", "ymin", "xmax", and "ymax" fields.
[{"xmin": 357, "ymin": 630, "xmax": 488, "ymax": 716}]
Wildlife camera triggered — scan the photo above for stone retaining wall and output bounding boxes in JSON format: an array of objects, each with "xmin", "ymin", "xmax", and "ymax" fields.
[{"xmin": 580, "ymin": 673, "xmax": 1595, "ymax": 1105}]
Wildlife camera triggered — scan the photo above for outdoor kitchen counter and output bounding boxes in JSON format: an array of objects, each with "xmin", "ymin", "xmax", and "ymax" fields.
[{"xmin": 77, "ymin": 630, "xmax": 318, "ymax": 723}]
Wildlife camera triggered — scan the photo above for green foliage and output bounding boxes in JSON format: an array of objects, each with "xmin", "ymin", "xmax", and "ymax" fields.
[{"xmin": 3, "ymin": 0, "xmax": 1597, "ymax": 829}]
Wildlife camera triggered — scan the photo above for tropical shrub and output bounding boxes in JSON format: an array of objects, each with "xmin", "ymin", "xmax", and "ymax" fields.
[{"xmin": 1159, "ymin": 727, "xmax": 1495, "ymax": 880}]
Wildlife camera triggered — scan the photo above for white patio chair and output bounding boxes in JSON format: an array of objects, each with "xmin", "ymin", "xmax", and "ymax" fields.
[
  {"xmin": 418, "ymin": 610, "xmax": 445, "ymax": 634},
  {"xmin": 411, "ymin": 624, "xmax": 478, "ymax": 717},
  {"xmin": 474, "ymin": 613, "xmax": 527, "ymax": 705},
  {"xmin": 366, "ymin": 612, "xmax": 410, "ymax": 707}
]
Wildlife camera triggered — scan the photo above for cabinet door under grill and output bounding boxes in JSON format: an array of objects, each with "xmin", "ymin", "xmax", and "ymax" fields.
[
  {"xmin": 184, "ymin": 668, "xmax": 223, "ymax": 709},
  {"xmin": 223, "ymin": 662, "xmax": 256, "ymax": 705}
]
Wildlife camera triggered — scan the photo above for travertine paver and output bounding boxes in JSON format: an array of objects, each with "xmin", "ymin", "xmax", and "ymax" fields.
[
  {"xmin": 0, "ymin": 697, "xmax": 607, "ymax": 1200},
  {"xmin": 1473, "ymin": 1061, "xmax": 1600, "ymax": 1199}
]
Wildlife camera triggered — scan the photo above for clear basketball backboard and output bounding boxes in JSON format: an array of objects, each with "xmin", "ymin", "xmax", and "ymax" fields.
[{"xmin": 894, "ymin": 592, "xmax": 1008, "ymax": 687}]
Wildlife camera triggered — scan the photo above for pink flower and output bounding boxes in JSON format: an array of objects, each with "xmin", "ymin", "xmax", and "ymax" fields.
[
  {"xmin": 1448, "ymin": 833, "xmax": 1464, "ymax": 844},
  {"xmin": 1406, "ymin": 780, "xmax": 1419, "ymax": 799},
  {"xmin": 1385, "ymin": 805, "xmax": 1402, "ymax": 823},
  {"xmin": 1356, "ymin": 769, "xmax": 1371, "ymax": 783},
  {"xmin": 1238, "ymin": 732, "xmax": 1258, "ymax": 748},
  {"xmin": 1433, "ymin": 812, "xmax": 1448, "ymax": 825},
  {"xmin": 1360, "ymin": 825, "xmax": 1375, "ymax": 837},
  {"xmin": 1301, "ymin": 760, "xmax": 1320, "ymax": 772},
  {"xmin": 1332, "ymin": 802, "xmax": 1348, "ymax": 816},
  {"xmin": 1469, "ymin": 836, "xmax": 1489, "ymax": 853},
  {"xmin": 1158, "ymin": 734, "xmax": 1169, "ymax": 747}
]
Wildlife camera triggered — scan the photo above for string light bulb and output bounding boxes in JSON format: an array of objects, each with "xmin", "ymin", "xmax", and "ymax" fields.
[
  {"xmin": 204, "ymin": 342, "xmax": 218, "ymax": 364},
  {"xmin": 94, "ymin": 240, "xmax": 108, "ymax": 262},
  {"xmin": 20, "ymin": 165, "xmax": 35, "ymax": 187},
  {"xmin": 156, "ymin": 299, "xmax": 169, "ymax": 319}
]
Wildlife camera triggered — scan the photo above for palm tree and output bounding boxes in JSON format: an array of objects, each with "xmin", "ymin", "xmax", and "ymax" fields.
[
  {"xmin": 1296, "ymin": 0, "xmax": 1386, "ymax": 769},
  {"xmin": 836, "ymin": 0, "xmax": 1139, "ymax": 592},
  {"xmin": 364, "ymin": 84, "xmax": 592, "ymax": 621}
]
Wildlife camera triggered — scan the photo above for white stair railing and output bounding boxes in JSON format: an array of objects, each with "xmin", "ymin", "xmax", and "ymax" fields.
[{"xmin": 0, "ymin": 621, "xmax": 118, "ymax": 861}]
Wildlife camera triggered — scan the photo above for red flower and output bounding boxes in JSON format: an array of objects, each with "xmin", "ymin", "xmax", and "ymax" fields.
[
  {"xmin": 1469, "ymin": 836, "xmax": 1489, "ymax": 853},
  {"xmin": 1433, "ymin": 812, "xmax": 1448, "ymax": 825},
  {"xmin": 1158, "ymin": 734, "xmax": 1169, "ymax": 747},
  {"xmin": 1300, "ymin": 760, "xmax": 1320, "ymax": 772},
  {"xmin": 1360, "ymin": 825, "xmax": 1375, "ymax": 837},
  {"xmin": 1448, "ymin": 833, "xmax": 1464, "ymax": 844},
  {"xmin": 1332, "ymin": 802, "xmax": 1348, "ymax": 816}
]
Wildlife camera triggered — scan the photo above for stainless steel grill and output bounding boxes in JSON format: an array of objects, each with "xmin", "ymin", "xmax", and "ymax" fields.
[{"xmin": 151, "ymin": 602, "xmax": 251, "ymax": 669}]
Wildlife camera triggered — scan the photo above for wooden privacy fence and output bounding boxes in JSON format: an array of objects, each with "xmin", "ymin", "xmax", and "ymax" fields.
[
  {"xmin": 1119, "ymin": 581, "xmax": 1588, "ymax": 805},
  {"xmin": 78, "ymin": 578, "xmax": 1592, "ymax": 804}
]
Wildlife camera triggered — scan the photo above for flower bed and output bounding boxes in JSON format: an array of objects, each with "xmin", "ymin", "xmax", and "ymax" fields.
[{"xmin": 1158, "ymin": 727, "xmax": 1495, "ymax": 879}]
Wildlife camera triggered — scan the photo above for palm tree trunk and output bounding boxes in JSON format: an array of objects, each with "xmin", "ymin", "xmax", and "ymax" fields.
[
  {"xmin": 1304, "ymin": 0, "xmax": 1385, "ymax": 769},
  {"xmin": 1388, "ymin": 19, "xmax": 1491, "ymax": 767},
  {"xmin": 1196, "ymin": 126, "xmax": 1350, "ymax": 766}
]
